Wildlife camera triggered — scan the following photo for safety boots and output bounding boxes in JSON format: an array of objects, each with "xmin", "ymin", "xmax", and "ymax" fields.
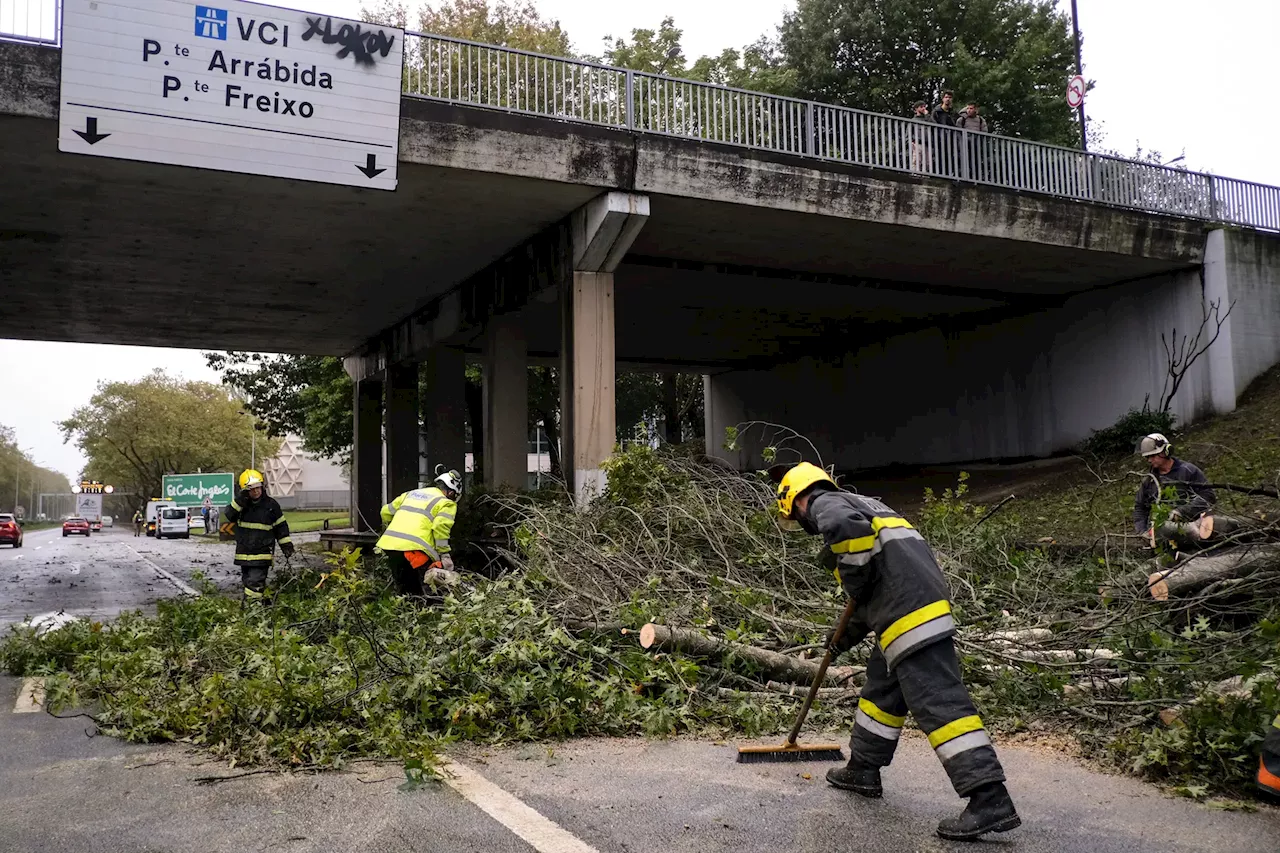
[
  {"xmin": 935, "ymin": 782, "xmax": 1021, "ymax": 841},
  {"xmin": 824, "ymin": 761, "xmax": 883, "ymax": 798}
]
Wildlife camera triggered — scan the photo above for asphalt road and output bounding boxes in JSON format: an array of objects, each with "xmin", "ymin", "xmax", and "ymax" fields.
[{"xmin": 2, "ymin": 527, "xmax": 1279, "ymax": 851}]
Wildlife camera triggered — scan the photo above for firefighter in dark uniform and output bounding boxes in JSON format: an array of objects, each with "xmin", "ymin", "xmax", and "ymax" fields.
[
  {"xmin": 773, "ymin": 462, "xmax": 1020, "ymax": 842},
  {"xmin": 222, "ymin": 469, "xmax": 294, "ymax": 603}
]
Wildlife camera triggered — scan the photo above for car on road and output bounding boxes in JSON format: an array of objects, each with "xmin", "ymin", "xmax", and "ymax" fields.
[
  {"xmin": 156, "ymin": 507, "xmax": 190, "ymax": 540},
  {"xmin": 0, "ymin": 513, "xmax": 22, "ymax": 548},
  {"xmin": 102, "ymin": 515, "xmax": 114, "ymax": 528},
  {"xmin": 62, "ymin": 517, "xmax": 91, "ymax": 537}
]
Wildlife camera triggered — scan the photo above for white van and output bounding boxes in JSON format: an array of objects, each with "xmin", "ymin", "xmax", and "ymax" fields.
[{"xmin": 156, "ymin": 507, "xmax": 190, "ymax": 540}]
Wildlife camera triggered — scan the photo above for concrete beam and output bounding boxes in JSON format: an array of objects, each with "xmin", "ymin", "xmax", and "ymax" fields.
[
  {"xmin": 385, "ymin": 363, "xmax": 420, "ymax": 499},
  {"xmin": 483, "ymin": 315, "xmax": 528, "ymax": 489},
  {"xmin": 351, "ymin": 378, "xmax": 384, "ymax": 533},
  {"xmin": 704, "ymin": 374, "xmax": 747, "ymax": 469},
  {"xmin": 572, "ymin": 192, "xmax": 651, "ymax": 273},
  {"xmin": 344, "ymin": 350, "xmax": 386, "ymax": 384},
  {"xmin": 561, "ymin": 272, "xmax": 616, "ymax": 501},
  {"xmin": 423, "ymin": 347, "xmax": 467, "ymax": 482}
]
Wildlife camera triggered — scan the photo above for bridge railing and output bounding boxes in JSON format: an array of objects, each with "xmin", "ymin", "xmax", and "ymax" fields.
[{"xmin": 5, "ymin": 3, "xmax": 1278, "ymax": 231}]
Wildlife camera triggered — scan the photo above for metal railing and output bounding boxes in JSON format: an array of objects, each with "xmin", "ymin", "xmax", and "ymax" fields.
[
  {"xmin": 4, "ymin": 0, "xmax": 1278, "ymax": 231},
  {"xmin": 402, "ymin": 32, "xmax": 1280, "ymax": 232},
  {"xmin": 0, "ymin": 0, "xmax": 57, "ymax": 44}
]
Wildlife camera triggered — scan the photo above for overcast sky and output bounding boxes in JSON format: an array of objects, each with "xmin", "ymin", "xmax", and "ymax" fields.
[{"xmin": 3, "ymin": 0, "xmax": 1276, "ymax": 482}]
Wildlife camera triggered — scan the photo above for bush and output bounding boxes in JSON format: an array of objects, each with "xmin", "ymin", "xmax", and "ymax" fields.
[{"xmin": 1080, "ymin": 406, "xmax": 1176, "ymax": 457}]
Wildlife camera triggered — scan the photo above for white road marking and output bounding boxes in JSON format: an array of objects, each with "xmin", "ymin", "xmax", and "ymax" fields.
[
  {"xmin": 35, "ymin": 546, "xmax": 42, "ymax": 551},
  {"xmin": 438, "ymin": 759, "xmax": 599, "ymax": 853},
  {"xmin": 13, "ymin": 677, "xmax": 45, "ymax": 713},
  {"xmin": 123, "ymin": 544, "xmax": 198, "ymax": 596}
]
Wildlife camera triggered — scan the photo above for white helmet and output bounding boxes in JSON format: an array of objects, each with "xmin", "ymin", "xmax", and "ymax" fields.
[
  {"xmin": 1137, "ymin": 433, "xmax": 1172, "ymax": 457},
  {"xmin": 434, "ymin": 465, "xmax": 462, "ymax": 495}
]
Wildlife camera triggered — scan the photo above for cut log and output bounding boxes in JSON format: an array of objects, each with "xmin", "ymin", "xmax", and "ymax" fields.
[
  {"xmin": 716, "ymin": 687, "xmax": 858, "ymax": 703},
  {"xmin": 1005, "ymin": 648, "xmax": 1118, "ymax": 665},
  {"xmin": 982, "ymin": 628, "xmax": 1054, "ymax": 644},
  {"xmin": 1159, "ymin": 676, "xmax": 1266, "ymax": 726},
  {"xmin": 1146, "ymin": 544, "xmax": 1280, "ymax": 601},
  {"xmin": 639, "ymin": 623, "xmax": 847, "ymax": 686},
  {"xmin": 1063, "ymin": 676, "xmax": 1143, "ymax": 699}
]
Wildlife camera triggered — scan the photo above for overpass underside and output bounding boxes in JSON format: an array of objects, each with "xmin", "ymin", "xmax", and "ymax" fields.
[{"xmin": 11, "ymin": 40, "xmax": 1280, "ymax": 530}]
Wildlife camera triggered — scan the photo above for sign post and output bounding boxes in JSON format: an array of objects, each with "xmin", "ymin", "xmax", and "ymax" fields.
[
  {"xmin": 162, "ymin": 472, "xmax": 236, "ymax": 508},
  {"xmin": 58, "ymin": 0, "xmax": 404, "ymax": 190}
]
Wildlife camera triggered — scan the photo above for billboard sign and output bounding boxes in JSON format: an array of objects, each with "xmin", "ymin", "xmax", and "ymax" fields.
[{"xmin": 162, "ymin": 472, "xmax": 236, "ymax": 508}]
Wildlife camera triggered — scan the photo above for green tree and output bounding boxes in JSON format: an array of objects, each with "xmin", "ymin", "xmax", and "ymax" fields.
[
  {"xmin": 363, "ymin": 0, "xmax": 571, "ymax": 55},
  {"xmin": 59, "ymin": 371, "xmax": 279, "ymax": 505},
  {"xmin": 602, "ymin": 17, "xmax": 793, "ymax": 93},
  {"xmin": 779, "ymin": 0, "xmax": 1079, "ymax": 145},
  {"xmin": 0, "ymin": 425, "xmax": 71, "ymax": 517}
]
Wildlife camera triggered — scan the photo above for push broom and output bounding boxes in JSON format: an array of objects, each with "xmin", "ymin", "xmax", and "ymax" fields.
[{"xmin": 736, "ymin": 597, "xmax": 855, "ymax": 763}]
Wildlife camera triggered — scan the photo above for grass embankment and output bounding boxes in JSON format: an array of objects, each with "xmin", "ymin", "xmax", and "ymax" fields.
[{"xmin": 282, "ymin": 510, "xmax": 350, "ymax": 533}]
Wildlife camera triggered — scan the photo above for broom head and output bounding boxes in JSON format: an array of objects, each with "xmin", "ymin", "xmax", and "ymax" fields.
[{"xmin": 736, "ymin": 741, "xmax": 845, "ymax": 763}]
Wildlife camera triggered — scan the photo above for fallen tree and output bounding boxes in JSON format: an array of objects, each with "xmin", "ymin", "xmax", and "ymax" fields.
[
  {"xmin": 1146, "ymin": 543, "xmax": 1280, "ymax": 601},
  {"xmin": 638, "ymin": 623, "xmax": 857, "ymax": 686}
]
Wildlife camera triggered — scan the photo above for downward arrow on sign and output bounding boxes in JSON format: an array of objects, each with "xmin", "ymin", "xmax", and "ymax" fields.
[
  {"xmin": 73, "ymin": 117, "xmax": 110, "ymax": 145},
  {"xmin": 356, "ymin": 154, "xmax": 386, "ymax": 179}
]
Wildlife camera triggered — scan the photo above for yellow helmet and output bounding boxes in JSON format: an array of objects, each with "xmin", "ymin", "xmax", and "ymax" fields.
[
  {"xmin": 239, "ymin": 469, "xmax": 265, "ymax": 489},
  {"xmin": 775, "ymin": 462, "xmax": 835, "ymax": 520}
]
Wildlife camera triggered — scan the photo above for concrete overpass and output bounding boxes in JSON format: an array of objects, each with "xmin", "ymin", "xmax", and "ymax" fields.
[{"xmin": 4, "ymin": 34, "xmax": 1280, "ymax": 527}]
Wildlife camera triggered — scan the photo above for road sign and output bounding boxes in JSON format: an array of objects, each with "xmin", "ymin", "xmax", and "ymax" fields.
[
  {"xmin": 162, "ymin": 472, "xmax": 236, "ymax": 508},
  {"xmin": 1066, "ymin": 74, "xmax": 1086, "ymax": 109},
  {"xmin": 58, "ymin": 0, "xmax": 404, "ymax": 190}
]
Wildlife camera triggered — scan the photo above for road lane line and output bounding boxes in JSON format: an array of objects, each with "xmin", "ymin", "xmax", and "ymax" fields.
[
  {"xmin": 13, "ymin": 677, "xmax": 45, "ymax": 713},
  {"xmin": 123, "ymin": 544, "xmax": 198, "ymax": 596},
  {"xmin": 439, "ymin": 759, "xmax": 599, "ymax": 853}
]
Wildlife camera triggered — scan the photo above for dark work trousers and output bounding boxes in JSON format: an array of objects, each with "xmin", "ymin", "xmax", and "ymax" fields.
[
  {"xmin": 386, "ymin": 550, "xmax": 425, "ymax": 597},
  {"xmin": 240, "ymin": 564, "xmax": 269, "ymax": 599},
  {"xmin": 850, "ymin": 639, "xmax": 1006, "ymax": 796}
]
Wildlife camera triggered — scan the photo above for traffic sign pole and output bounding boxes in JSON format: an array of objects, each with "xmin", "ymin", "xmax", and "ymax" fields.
[{"xmin": 1070, "ymin": 0, "xmax": 1087, "ymax": 151}]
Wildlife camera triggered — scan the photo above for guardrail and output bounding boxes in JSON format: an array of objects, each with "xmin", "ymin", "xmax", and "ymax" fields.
[{"xmin": 4, "ymin": 0, "xmax": 1277, "ymax": 231}]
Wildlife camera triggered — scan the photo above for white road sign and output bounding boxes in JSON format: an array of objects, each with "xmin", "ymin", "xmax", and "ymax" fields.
[
  {"xmin": 1066, "ymin": 74, "xmax": 1085, "ymax": 109},
  {"xmin": 58, "ymin": 0, "xmax": 403, "ymax": 190}
]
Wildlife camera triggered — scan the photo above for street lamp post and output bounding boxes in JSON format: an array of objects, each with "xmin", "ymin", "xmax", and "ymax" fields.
[{"xmin": 238, "ymin": 410, "xmax": 257, "ymax": 469}]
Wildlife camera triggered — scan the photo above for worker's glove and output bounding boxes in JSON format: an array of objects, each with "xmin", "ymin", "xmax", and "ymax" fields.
[
  {"xmin": 281, "ymin": 542, "xmax": 296, "ymax": 558},
  {"xmin": 825, "ymin": 623, "xmax": 858, "ymax": 655},
  {"xmin": 440, "ymin": 554, "xmax": 455, "ymax": 572},
  {"xmin": 424, "ymin": 567, "xmax": 461, "ymax": 587},
  {"xmin": 239, "ymin": 489, "xmax": 253, "ymax": 503}
]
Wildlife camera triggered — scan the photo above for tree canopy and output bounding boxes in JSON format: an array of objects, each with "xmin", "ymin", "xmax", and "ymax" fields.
[
  {"xmin": 778, "ymin": 0, "xmax": 1080, "ymax": 144},
  {"xmin": 363, "ymin": 0, "xmax": 571, "ymax": 55},
  {"xmin": 0, "ymin": 425, "xmax": 71, "ymax": 516},
  {"xmin": 59, "ymin": 371, "xmax": 278, "ymax": 505}
]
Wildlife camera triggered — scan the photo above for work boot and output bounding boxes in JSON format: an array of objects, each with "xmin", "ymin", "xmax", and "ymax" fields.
[
  {"xmin": 1257, "ymin": 753, "xmax": 1280, "ymax": 799},
  {"xmin": 825, "ymin": 761, "xmax": 883, "ymax": 798},
  {"xmin": 936, "ymin": 782, "xmax": 1021, "ymax": 841}
]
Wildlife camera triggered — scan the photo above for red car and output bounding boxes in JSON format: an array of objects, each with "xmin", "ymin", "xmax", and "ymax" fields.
[
  {"xmin": 62, "ymin": 517, "xmax": 91, "ymax": 537},
  {"xmin": 0, "ymin": 514, "xmax": 22, "ymax": 548}
]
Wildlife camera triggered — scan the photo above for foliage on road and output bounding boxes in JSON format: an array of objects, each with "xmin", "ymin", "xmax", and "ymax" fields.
[{"xmin": 58, "ymin": 371, "xmax": 280, "ymax": 506}]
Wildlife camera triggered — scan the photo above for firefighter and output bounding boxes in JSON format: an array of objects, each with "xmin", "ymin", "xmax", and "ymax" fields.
[
  {"xmin": 773, "ymin": 462, "xmax": 1020, "ymax": 842},
  {"xmin": 222, "ymin": 469, "xmax": 293, "ymax": 603},
  {"xmin": 377, "ymin": 467, "xmax": 461, "ymax": 597}
]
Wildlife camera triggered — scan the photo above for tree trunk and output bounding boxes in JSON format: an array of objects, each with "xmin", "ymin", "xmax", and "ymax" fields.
[
  {"xmin": 662, "ymin": 374, "xmax": 681, "ymax": 444},
  {"xmin": 1146, "ymin": 544, "xmax": 1280, "ymax": 601},
  {"xmin": 638, "ymin": 623, "xmax": 852, "ymax": 685}
]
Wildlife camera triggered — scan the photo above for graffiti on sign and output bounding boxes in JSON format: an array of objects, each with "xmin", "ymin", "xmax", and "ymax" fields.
[{"xmin": 301, "ymin": 17, "xmax": 395, "ymax": 66}]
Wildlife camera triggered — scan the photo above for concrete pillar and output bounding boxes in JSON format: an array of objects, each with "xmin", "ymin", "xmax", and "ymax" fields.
[
  {"xmin": 483, "ymin": 314, "xmax": 528, "ymax": 489},
  {"xmin": 351, "ymin": 377, "xmax": 384, "ymax": 532},
  {"xmin": 1204, "ymin": 229, "xmax": 1238, "ymax": 414},
  {"xmin": 423, "ymin": 347, "xmax": 466, "ymax": 482},
  {"xmin": 384, "ymin": 363, "xmax": 420, "ymax": 500},
  {"xmin": 704, "ymin": 372, "xmax": 747, "ymax": 469},
  {"xmin": 560, "ymin": 272, "xmax": 616, "ymax": 499},
  {"xmin": 561, "ymin": 191, "xmax": 650, "ymax": 501}
]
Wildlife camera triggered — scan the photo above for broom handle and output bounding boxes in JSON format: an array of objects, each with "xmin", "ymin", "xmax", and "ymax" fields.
[{"xmin": 785, "ymin": 596, "xmax": 857, "ymax": 747}]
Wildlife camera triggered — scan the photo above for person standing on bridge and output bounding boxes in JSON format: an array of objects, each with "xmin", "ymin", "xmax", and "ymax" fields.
[
  {"xmin": 376, "ymin": 467, "xmax": 461, "ymax": 599},
  {"xmin": 223, "ymin": 469, "xmax": 294, "ymax": 604},
  {"xmin": 933, "ymin": 90, "xmax": 956, "ymax": 127},
  {"xmin": 772, "ymin": 462, "xmax": 1020, "ymax": 842},
  {"xmin": 910, "ymin": 100, "xmax": 933, "ymax": 172}
]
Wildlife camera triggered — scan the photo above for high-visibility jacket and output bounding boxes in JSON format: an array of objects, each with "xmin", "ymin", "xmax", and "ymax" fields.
[
  {"xmin": 223, "ymin": 490, "xmax": 292, "ymax": 569},
  {"xmin": 377, "ymin": 486, "xmax": 455, "ymax": 560},
  {"xmin": 809, "ymin": 489, "xmax": 954, "ymax": 670}
]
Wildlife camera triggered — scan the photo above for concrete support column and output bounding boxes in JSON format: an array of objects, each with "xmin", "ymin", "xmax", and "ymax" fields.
[
  {"xmin": 1204, "ymin": 229, "xmax": 1238, "ymax": 414},
  {"xmin": 483, "ymin": 315, "xmax": 528, "ymax": 489},
  {"xmin": 384, "ymin": 363, "xmax": 420, "ymax": 500},
  {"xmin": 704, "ymin": 372, "xmax": 747, "ymax": 469},
  {"xmin": 560, "ymin": 271, "xmax": 615, "ymax": 500},
  {"xmin": 561, "ymin": 191, "xmax": 650, "ymax": 502},
  {"xmin": 423, "ymin": 347, "xmax": 466, "ymax": 482},
  {"xmin": 351, "ymin": 377, "xmax": 384, "ymax": 532}
]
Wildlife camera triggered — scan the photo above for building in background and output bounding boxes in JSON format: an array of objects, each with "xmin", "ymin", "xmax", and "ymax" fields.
[{"xmin": 260, "ymin": 435, "xmax": 349, "ymax": 509}]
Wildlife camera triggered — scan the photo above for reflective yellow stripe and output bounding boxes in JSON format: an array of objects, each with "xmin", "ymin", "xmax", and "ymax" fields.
[
  {"xmin": 1273, "ymin": 714, "xmax": 1280, "ymax": 730},
  {"xmin": 858, "ymin": 697, "xmax": 906, "ymax": 728},
  {"xmin": 237, "ymin": 521, "xmax": 273, "ymax": 530},
  {"xmin": 230, "ymin": 500, "xmax": 241, "ymax": 511},
  {"xmin": 235, "ymin": 553, "xmax": 274, "ymax": 561},
  {"xmin": 928, "ymin": 715, "xmax": 985, "ymax": 749},
  {"xmin": 831, "ymin": 517, "xmax": 916, "ymax": 555},
  {"xmin": 880, "ymin": 600, "xmax": 952, "ymax": 650},
  {"xmin": 278, "ymin": 537, "xmax": 293, "ymax": 545},
  {"xmin": 273, "ymin": 516, "xmax": 288, "ymax": 526}
]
